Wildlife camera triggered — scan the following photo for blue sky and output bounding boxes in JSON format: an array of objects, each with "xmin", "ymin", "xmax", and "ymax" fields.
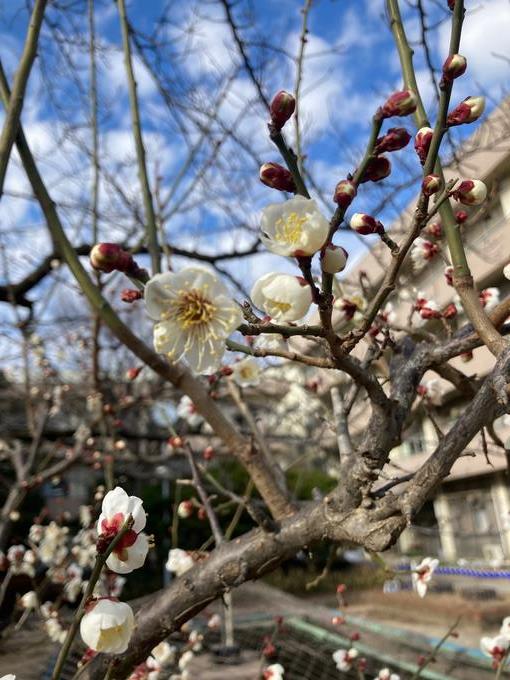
[{"xmin": 0, "ymin": 0, "xmax": 508, "ymax": 373}]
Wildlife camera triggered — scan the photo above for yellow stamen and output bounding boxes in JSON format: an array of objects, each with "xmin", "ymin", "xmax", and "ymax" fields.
[
  {"xmin": 274, "ymin": 212, "xmax": 307, "ymax": 244},
  {"xmin": 171, "ymin": 289, "xmax": 216, "ymax": 329}
]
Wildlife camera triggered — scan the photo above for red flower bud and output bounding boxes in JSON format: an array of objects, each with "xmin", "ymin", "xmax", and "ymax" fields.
[
  {"xmin": 270, "ymin": 90, "xmax": 296, "ymax": 130},
  {"xmin": 90, "ymin": 243, "xmax": 133, "ymax": 273},
  {"xmin": 444, "ymin": 266, "xmax": 454, "ymax": 286},
  {"xmin": 358, "ymin": 156, "xmax": 391, "ymax": 183},
  {"xmin": 333, "ymin": 179, "xmax": 357, "ymax": 208},
  {"xmin": 121, "ymin": 288, "xmax": 143, "ymax": 303},
  {"xmin": 350, "ymin": 213, "xmax": 384, "ymax": 236},
  {"xmin": 461, "ymin": 351, "xmax": 473, "ymax": 362},
  {"xmin": 442, "ymin": 303, "xmax": 458, "ymax": 319},
  {"xmin": 447, "ymin": 96, "xmax": 485, "ymax": 127},
  {"xmin": 220, "ymin": 366, "xmax": 233, "ymax": 376},
  {"xmin": 414, "ymin": 127, "xmax": 434, "ymax": 165},
  {"xmin": 420, "ymin": 306, "xmax": 441, "ymax": 320},
  {"xmin": 168, "ymin": 435, "xmax": 184, "ymax": 449},
  {"xmin": 259, "ymin": 162, "xmax": 296, "ymax": 193},
  {"xmin": 380, "ymin": 90, "xmax": 417, "ymax": 118},
  {"xmin": 455, "ymin": 210, "xmax": 468, "ymax": 224},
  {"xmin": 375, "ymin": 127, "xmax": 411, "ymax": 154},
  {"xmin": 203, "ymin": 446, "xmax": 215, "ymax": 461},
  {"xmin": 448, "ymin": 0, "xmax": 456, "ymax": 9},
  {"xmin": 442, "ymin": 54, "xmax": 467, "ymax": 82},
  {"xmin": 422, "ymin": 174, "xmax": 442, "ymax": 197},
  {"xmin": 126, "ymin": 366, "xmax": 142, "ymax": 381},
  {"xmin": 350, "ymin": 632, "xmax": 361, "ymax": 641},
  {"xmin": 336, "ymin": 583, "xmax": 347, "ymax": 594}
]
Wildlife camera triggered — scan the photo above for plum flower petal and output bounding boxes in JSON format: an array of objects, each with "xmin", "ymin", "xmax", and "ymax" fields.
[{"xmin": 412, "ymin": 557, "xmax": 439, "ymax": 598}]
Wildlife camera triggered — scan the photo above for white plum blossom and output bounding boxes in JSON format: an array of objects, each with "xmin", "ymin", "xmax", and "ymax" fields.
[
  {"xmin": 332, "ymin": 648, "xmax": 358, "ymax": 671},
  {"xmin": 411, "ymin": 237, "xmax": 439, "ymax": 271},
  {"xmin": 20, "ymin": 591, "xmax": 38, "ymax": 610},
  {"xmin": 145, "ymin": 266, "xmax": 242, "ymax": 374},
  {"xmin": 480, "ymin": 287, "xmax": 500, "ymax": 312},
  {"xmin": 500, "ymin": 617, "xmax": 510, "ymax": 637},
  {"xmin": 263, "ymin": 663, "xmax": 285, "ymax": 679},
  {"xmin": 176, "ymin": 395, "xmax": 204, "ymax": 428},
  {"xmin": 253, "ymin": 332, "xmax": 287, "ymax": 354},
  {"xmin": 231, "ymin": 357, "xmax": 262, "ymax": 386},
  {"xmin": 0, "ymin": 675, "xmax": 16, "ymax": 680},
  {"xmin": 166, "ymin": 548, "xmax": 194, "ymax": 576},
  {"xmin": 260, "ymin": 195, "xmax": 329, "ymax": 256},
  {"xmin": 480, "ymin": 635, "xmax": 510, "ymax": 668},
  {"xmin": 178, "ymin": 650, "xmax": 195, "ymax": 671},
  {"xmin": 97, "ymin": 487, "xmax": 149, "ymax": 575},
  {"xmin": 375, "ymin": 670, "xmax": 400, "ymax": 680},
  {"xmin": 251, "ymin": 273, "xmax": 312, "ymax": 322},
  {"xmin": 207, "ymin": 613, "xmax": 221, "ymax": 629},
  {"xmin": 412, "ymin": 557, "xmax": 439, "ymax": 597},
  {"xmin": 503, "ymin": 263, "xmax": 510, "ymax": 280},
  {"xmin": 80, "ymin": 598, "xmax": 135, "ymax": 653}
]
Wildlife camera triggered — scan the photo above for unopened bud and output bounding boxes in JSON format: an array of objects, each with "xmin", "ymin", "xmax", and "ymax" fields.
[
  {"xmin": 461, "ymin": 351, "xmax": 473, "ymax": 362},
  {"xmin": 442, "ymin": 303, "xmax": 458, "ymax": 319},
  {"xmin": 380, "ymin": 90, "xmax": 417, "ymax": 118},
  {"xmin": 455, "ymin": 210, "xmax": 468, "ymax": 224},
  {"xmin": 359, "ymin": 156, "xmax": 391, "ymax": 183},
  {"xmin": 424, "ymin": 221, "xmax": 442, "ymax": 239},
  {"xmin": 259, "ymin": 162, "xmax": 296, "ymax": 193},
  {"xmin": 422, "ymin": 174, "xmax": 442, "ymax": 196},
  {"xmin": 420, "ymin": 305, "xmax": 441, "ymax": 320},
  {"xmin": 448, "ymin": 0, "xmax": 456, "ymax": 9},
  {"xmin": 350, "ymin": 213, "xmax": 384, "ymax": 235},
  {"xmin": 414, "ymin": 127, "xmax": 434, "ymax": 165},
  {"xmin": 375, "ymin": 127, "xmax": 411, "ymax": 154},
  {"xmin": 447, "ymin": 96, "xmax": 485, "ymax": 127},
  {"xmin": 320, "ymin": 244, "xmax": 349, "ymax": 274},
  {"xmin": 121, "ymin": 288, "xmax": 143, "ymax": 303},
  {"xmin": 452, "ymin": 179, "xmax": 487, "ymax": 205},
  {"xmin": 270, "ymin": 90, "xmax": 296, "ymax": 130},
  {"xmin": 203, "ymin": 446, "xmax": 215, "ymax": 461},
  {"xmin": 126, "ymin": 367, "xmax": 142, "ymax": 381},
  {"xmin": 442, "ymin": 54, "xmax": 467, "ymax": 82},
  {"xmin": 168, "ymin": 435, "xmax": 184, "ymax": 448},
  {"xmin": 333, "ymin": 179, "xmax": 357, "ymax": 208},
  {"xmin": 90, "ymin": 243, "xmax": 133, "ymax": 274},
  {"xmin": 177, "ymin": 500, "xmax": 194, "ymax": 519}
]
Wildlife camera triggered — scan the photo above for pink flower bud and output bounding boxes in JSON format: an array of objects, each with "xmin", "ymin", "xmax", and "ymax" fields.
[
  {"xmin": 452, "ymin": 179, "xmax": 487, "ymax": 205},
  {"xmin": 270, "ymin": 90, "xmax": 296, "ymax": 130},
  {"xmin": 442, "ymin": 54, "xmax": 467, "ymax": 81},
  {"xmin": 259, "ymin": 162, "xmax": 296, "ymax": 193},
  {"xmin": 443, "ymin": 303, "xmax": 458, "ymax": 319},
  {"xmin": 447, "ymin": 96, "xmax": 485, "ymax": 126},
  {"xmin": 375, "ymin": 127, "xmax": 411, "ymax": 154},
  {"xmin": 333, "ymin": 179, "xmax": 357, "ymax": 208},
  {"xmin": 320, "ymin": 244, "xmax": 349, "ymax": 274},
  {"xmin": 424, "ymin": 221, "xmax": 442, "ymax": 239},
  {"xmin": 380, "ymin": 90, "xmax": 417, "ymax": 118},
  {"xmin": 414, "ymin": 127, "xmax": 434, "ymax": 165},
  {"xmin": 420, "ymin": 305, "xmax": 441, "ymax": 320},
  {"xmin": 90, "ymin": 243, "xmax": 133, "ymax": 273},
  {"xmin": 126, "ymin": 367, "xmax": 142, "ymax": 381},
  {"xmin": 455, "ymin": 210, "xmax": 468, "ymax": 223},
  {"xmin": 359, "ymin": 156, "xmax": 391, "ymax": 183},
  {"xmin": 350, "ymin": 213, "xmax": 384, "ymax": 235},
  {"xmin": 121, "ymin": 288, "xmax": 143, "ymax": 303},
  {"xmin": 422, "ymin": 174, "xmax": 442, "ymax": 197}
]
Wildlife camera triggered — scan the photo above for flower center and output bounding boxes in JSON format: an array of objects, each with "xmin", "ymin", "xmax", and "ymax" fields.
[
  {"xmin": 274, "ymin": 212, "xmax": 307, "ymax": 244},
  {"xmin": 175, "ymin": 289, "xmax": 216, "ymax": 328},
  {"xmin": 97, "ymin": 623, "xmax": 126, "ymax": 651},
  {"xmin": 268, "ymin": 299, "xmax": 292, "ymax": 314}
]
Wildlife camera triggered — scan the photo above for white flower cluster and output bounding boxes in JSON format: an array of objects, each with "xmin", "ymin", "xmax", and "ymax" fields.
[{"xmin": 481, "ymin": 617, "xmax": 510, "ymax": 669}]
